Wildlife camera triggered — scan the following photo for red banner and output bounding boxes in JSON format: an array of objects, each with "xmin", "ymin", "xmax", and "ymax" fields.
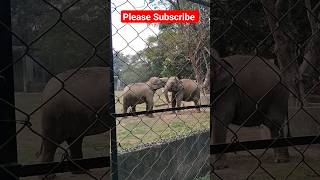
[{"xmin": 121, "ymin": 10, "xmax": 199, "ymax": 23}]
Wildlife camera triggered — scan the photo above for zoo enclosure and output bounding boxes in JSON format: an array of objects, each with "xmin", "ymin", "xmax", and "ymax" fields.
[
  {"xmin": 3, "ymin": 0, "xmax": 320, "ymax": 179},
  {"xmin": 0, "ymin": 0, "xmax": 210, "ymax": 180},
  {"xmin": 211, "ymin": 0, "xmax": 320, "ymax": 179}
]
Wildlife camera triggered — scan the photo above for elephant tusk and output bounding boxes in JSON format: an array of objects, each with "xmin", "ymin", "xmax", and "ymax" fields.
[{"xmin": 154, "ymin": 103, "xmax": 168, "ymax": 107}]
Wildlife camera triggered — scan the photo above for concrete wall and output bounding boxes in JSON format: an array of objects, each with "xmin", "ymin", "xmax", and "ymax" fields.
[
  {"xmin": 289, "ymin": 106, "xmax": 320, "ymax": 136},
  {"xmin": 288, "ymin": 96, "xmax": 320, "ymax": 136},
  {"xmin": 118, "ymin": 131, "xmax": 210, "ymax": 180}
]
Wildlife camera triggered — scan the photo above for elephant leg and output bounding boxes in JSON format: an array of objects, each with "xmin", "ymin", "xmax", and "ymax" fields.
[
  {"xmin": 210, "ymin": 92, "xmax": 236, "ymax": 171},
  {"xmin": 171, "ymin": 92, "xmax": 177, "ymax": 114},
  {"xmin": 211, "ymin": 116, "xmax": 229, "ymax": 170},
  {"xmin": 67, "ymin": 137, "xmax": 83, "ymax": 159},
  {"xmin": 175, "ymin": 93, "xmax": 183, "ymax": 114},
  {"xmin": 265, "ymin": 122, "xmax": 289, "ymax": 163},
  {"xmin": 146, "ymin": 97, "xmax": 154, "ymax": 118},
  {"xmin": 123, "ymin": 103, "xmax": 129, "ymax": 118},
  {"xmin": 194, "ymin": 99, "xmax": 201, "ymax": 112},
  {"xmin": 264, "ymin": 94, "xmax": 290, "ymax": 163},
  {"xmin": 41, "ymin": 139, "xmax": 58, "ymax": 163},
  {"xmin": 132, "ymin": 105, "xmax": 137, "ymax": 116},
  {"xmin": 39, "ymin": 139, "xmax": 60, "ymax": 179},
  {"xmin": 67, "ymin": 137, "xmax": 87, "ymax": 174}
]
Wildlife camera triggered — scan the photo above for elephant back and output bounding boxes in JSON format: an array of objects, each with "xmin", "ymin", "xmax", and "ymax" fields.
[
  {"xmin": 122, "ymin": 82, "xmax": 153, "ymax": 104},
  {"xmin": 123, "ymin": 83, "xmax": 151, "ymax": 94},
  {"xmin": 180, "ymin": 79, "xmax": 200, "ymax": 101},
  {"xmin": 222, "ymin": 55, "xmax": 283, "ymax": 101},
  {"xmin": 42, "ymin": 67, "xmax": 110, "ymax": 109},
  {"xmin": 41, "ymin": 67, "xmax": 112, "ymax": 136}
]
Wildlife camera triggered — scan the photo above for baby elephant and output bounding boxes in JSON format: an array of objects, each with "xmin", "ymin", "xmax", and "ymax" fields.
[
  {"xmin": 122, "ymin": 77, "xmax": 165, "ymax": 117},
  {"xmin": 163, "ymin": 76, "xmax": 201, "ymax": 113}
]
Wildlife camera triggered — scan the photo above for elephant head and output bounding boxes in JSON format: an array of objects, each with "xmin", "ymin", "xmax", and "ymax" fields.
[
  {"xmin": 163, "ymin": 76, "xmax": 184, "ymax": 104},
  {"xmin": 211, "ymin": 49, "xmax": 234, "ymax": 94},
  {"xmin": 159, "ymin": 77, "xmax": 168, "ymax": 84},
  {"xmin": 146, "ymin": 77, "xmax": 165, "ymax": 90}
]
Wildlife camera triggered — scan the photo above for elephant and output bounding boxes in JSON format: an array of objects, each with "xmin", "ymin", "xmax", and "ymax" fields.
[
  {"xmin": 299, "ymin": 55, "xmax": 320, "ymax": 93},
  {"xmin": 37, "ymin": 67, "xmax": 113, "ymax": 177},
  {"xmin": 163, "ymin": 76, "xmax": 201, "ymax": 113},
  {"xmin": 210, "ymin": 52, "xmax": 290, "ymax": 170},
  {"xmin": 122, "ymin": 77, "xmax": 165, "ymax": 117}
]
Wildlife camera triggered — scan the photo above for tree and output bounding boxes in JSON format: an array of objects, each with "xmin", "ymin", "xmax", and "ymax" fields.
[
  {"xmin": 299, "ymin": 1, "xmax": 320, "ymax": 96},
  {"xmin": 146, "ymin": 0, "xmax": 210, "ymax": 92},
  {"xmin": 260, "ymin": 0, "xmax": 302, "ymax": 99},
  {"xmin": 213, "ymin": 0, "xmax": 320, "ymax": 100},
  {"xmin": 12, "ymin": 0, "xmax": 109, "ymax": 75}
]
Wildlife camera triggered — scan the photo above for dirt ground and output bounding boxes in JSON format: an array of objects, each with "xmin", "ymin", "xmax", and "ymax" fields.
[
  {"xmin": 19, "ymin": 125, "xmax": 320, "ymax": 180},
  {"xmin": 21, "ymin": 168, "xmax": 111, "ymax": 180},
  {"xmin": 14, "ymin": 93, "xmax": 209, "ymax": 180},
  {"xmin": 213, "ymin": 145, "xmax": 320, "ymax": 180},
  {"xmin": 212, "ymin": 125, "xmax": 320, "ymax": 180}
]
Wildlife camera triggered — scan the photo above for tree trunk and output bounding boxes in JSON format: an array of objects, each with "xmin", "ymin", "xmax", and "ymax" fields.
[
  {"xmin": 261, "ymin": 0, "xmax": 303, "ymax": 100},
  {"xmin": 300, "ymin": 0, "xmax": 320, "ymax": 95},
  {"xmin": 202, "ymin": 67, "xmax": 210, "ymax": 93},
  {"xmin": 189, "ymin": 53, "xmax": 203, "ymax": 86}
]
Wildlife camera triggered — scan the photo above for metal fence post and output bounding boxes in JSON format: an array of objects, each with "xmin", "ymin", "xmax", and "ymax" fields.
[
  {"xmin": 0, "ymin": 0, "xmax": 18, "ymax": 179},
  {"xmin": 210, "ymin": 2, "xmax": 214, "ymax": 174},
  {"xmin": 106, "ymin": 1, "xmax": 118, "ymax": 180}
]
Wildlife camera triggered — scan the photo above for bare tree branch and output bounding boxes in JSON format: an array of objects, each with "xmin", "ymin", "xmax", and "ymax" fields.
[
  {"xmin": 312, "ymin": 1, "xmax": 320, "ymax": 12},
  {"xmin": 261, "ymin": 0, "xmax": 303, "ymax": 99},
  {"xmin": 185, "ymin": 0, "xmax": 209, "ymax": 7},
  {"xmin": 299, "ymin": 0, "xmax": 320, "ymax": 95},
  {"xmin": 305, "ymin": 0, "xmax": 317, "ymax": 34},
  {"xmin": 167, "ymin": 0, "xmax": 179, "ymax": 9}
]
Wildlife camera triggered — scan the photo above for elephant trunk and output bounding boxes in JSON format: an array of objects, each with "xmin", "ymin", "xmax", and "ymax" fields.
[
  {"xmin": 160, "ymin": 77, "xmax": 168, "ymax": 84},
  {"xmin": 163, "ymin": 85, "xmax": 171, "ymax": 104}
]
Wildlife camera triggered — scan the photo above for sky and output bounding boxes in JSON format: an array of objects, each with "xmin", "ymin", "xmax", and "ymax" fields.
[{"xmin": 111, "ymin": 0, "xmax": 161, "ymax": 55}]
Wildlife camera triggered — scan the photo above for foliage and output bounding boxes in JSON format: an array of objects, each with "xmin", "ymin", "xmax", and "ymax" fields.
[
  {"xmin": 212, "ymin": 0, "xmax": 312, "ymax": 59},
  {"xmin": 12, "ymin": 0, "xmax": 211, "ymax": 85},
  {"xmin": 12, "ymin": 0, "xmax": 109, "ymax": 75},
  {"xmin": 117, "ymin": 0, "xmax": 210, "ymax": 85}
]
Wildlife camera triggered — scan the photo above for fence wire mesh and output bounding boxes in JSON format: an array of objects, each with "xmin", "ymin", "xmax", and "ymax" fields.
[
  {"xmin": 211, "ymin": 0, "xmax": 320, "ymax": 179},
  {"xmin": 0, "ymin": 0, "xmax": 210, "ymax": 180},
  {"xmin": 112, "ymin": 1, "xmax": 210, "ymax": 179}
]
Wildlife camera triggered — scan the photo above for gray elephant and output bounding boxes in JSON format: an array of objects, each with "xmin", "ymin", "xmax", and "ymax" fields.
[
  {"xmin": 37, "ymin": 67, "xmax": 113, "ymax": 177},
  {"xmin": 122, "ymin": 77, "xmax": 165, "ymax": 117},
  {"xmin": 163, "ymin": 76, "xmax": 201, "ymax": 113},
  {"xmin": 211, "ymin": 52, "xmax": 290, "ymax": 170}
]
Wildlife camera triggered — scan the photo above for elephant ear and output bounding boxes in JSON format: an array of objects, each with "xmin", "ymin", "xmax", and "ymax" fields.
[
  {"xmin": 172, "ymin": 78, "xmax": 183, "ymax": 92},
  {"xmin": 148, "ymin": 77, "xmax": 162, "ymax": 90},
  {"xmin": 211, "ymin": 59, "xmax": 234, "ymax": 93},
  {"xmin": 152, "ymin": 82, "xmax": 161, "ymax": 90}
]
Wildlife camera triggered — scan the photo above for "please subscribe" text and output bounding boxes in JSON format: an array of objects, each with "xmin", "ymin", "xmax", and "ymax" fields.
[{"xmin": 121, "ymin": 10, "xmax": 199, "ymax": 23}]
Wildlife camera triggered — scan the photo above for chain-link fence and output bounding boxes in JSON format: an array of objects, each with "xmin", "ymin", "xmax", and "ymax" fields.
[
  {"xmin": 211, "ymin": 0, "xmax": 320, "ymax": 179},
  {"xmin": 5, "ymin": 0, "xmax": 320, "ymax": 180},
  {"xmin": 112, "ymin": 0, "xmax": 210, "ymax": 179},
  {"xmin": 0, "ymin": 0, "xmax": 210, "ymax": 179}
]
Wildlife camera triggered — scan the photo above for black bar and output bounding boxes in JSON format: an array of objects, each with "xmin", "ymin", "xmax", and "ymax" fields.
[
  {"xmin": 3, "ymin": 156, "xmax": 110, "ymax": 177},
  {"xmin": 210, "ymin": 136, "xmax": 320, "ymax": 154},
  {"xmin": 209, "ymin": 0, "xmax": 214, "ymax": 174},
  {"xmin": 0, "ymin": 0, "xmax": 18, "ymax": 179},
  {"xmin": 105, "ymin": 1, "xmax": 118, "ymax": 180},
  {"xmin": 114, "ymin": 105, "xmax": 210, "ymax": 117}
]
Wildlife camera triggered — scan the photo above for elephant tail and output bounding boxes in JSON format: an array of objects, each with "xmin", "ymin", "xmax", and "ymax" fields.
[
  {"xmin": 35, "ymin": 140, "xmax": 44, "ymax": 159},
  {"xmin": 286, "ymin": 112, "xmax": 291, "ymax": 138}
]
